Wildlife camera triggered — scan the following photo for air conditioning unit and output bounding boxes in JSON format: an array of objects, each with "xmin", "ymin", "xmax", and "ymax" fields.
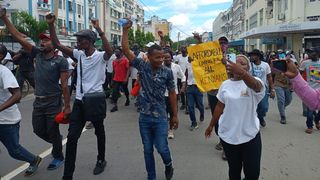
[{"xmin": 278, "ymin": 13, "xmax": 285, "ymax": 20}]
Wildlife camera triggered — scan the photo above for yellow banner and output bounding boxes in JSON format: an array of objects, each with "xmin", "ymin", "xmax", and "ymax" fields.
[{"xmin": 187, "ymin": 41, "xmax": 228, "ymax": 92}]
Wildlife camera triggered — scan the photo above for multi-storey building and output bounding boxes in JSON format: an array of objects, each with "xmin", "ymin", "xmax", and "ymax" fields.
[
  {"xmin": 212, "ymin": 8, "xmax": 233, "ymax": 42},
  {"xmin": 241, "ymin": 0, "xmax": 320, "ymax": 55},
  {"xmin": 144, "ymin": 15, "xmax": 171, "ymax": 43}
]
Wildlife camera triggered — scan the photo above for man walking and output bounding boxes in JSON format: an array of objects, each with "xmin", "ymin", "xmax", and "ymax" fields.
[
  {"xmin": 1, "ymin": 8, "xmax": 71, "ymax": 170},
  {"xmin": 122, "ymin": 20, "xmax": 178, "ymax": 180},
  {"xmin": 47, "ymin": 15, "xmax": 113, "ymax": 179}
]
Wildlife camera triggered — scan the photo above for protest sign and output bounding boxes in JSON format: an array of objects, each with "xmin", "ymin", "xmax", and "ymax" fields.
[{"xmin": 187, "ymin": 41, "xmax": 228, "ymax": 92}]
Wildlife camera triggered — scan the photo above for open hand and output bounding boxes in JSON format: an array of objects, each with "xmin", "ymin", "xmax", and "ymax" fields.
[
  {"xmin": 91, "ymin": 18, "xmax": 100, "ymax": 29},
  {"xmin": 158, "ymin": 30, "xmax": 164, "ymax": 38},
  {"xmin": 205, "ymin": 125, "xmax": 214, "ymax": 139},
  {"xmin": 226, "ymin": 59, "xmax": 246, "ymax": 75},
  {"xmin": 45, "ymin": 13, "xmax": 56, "ymax": 24},
  {"xmin": 171, "ymin": 116, "xmax": 179, "ymax": 130}
]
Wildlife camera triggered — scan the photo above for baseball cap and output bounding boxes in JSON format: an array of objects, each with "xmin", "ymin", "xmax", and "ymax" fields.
[
  {"xmin": 74, "ymin": 29, "xmax": 97, "ymax": 42},
  {"xmin": 38, "ymin": 33, "xmax": 51, "ymax": 40}
]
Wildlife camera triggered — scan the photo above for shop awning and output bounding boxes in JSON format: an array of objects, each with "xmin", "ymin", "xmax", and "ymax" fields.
[{"xmin": 229, "ymin": 39, "xmax": 244, "ymax": 46}]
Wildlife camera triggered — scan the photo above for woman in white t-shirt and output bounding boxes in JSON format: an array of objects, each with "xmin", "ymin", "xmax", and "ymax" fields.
[{"xmin": 205, "ymin": 55, "xmax": 265, "ymax": 180}]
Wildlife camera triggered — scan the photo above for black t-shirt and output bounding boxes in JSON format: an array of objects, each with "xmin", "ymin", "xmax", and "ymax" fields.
[{"xmin": 30, "ymin": 46, "xmax": 69, "ymax": 96}]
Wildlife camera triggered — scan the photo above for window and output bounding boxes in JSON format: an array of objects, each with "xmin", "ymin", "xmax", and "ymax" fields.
[
  {"xmin": 77, "ymin": 4, "xmax": 81, "ymax": 15},
  {"xmin": 78, "ymin": 23, "xmax": 81, "ymax": 31},
  {"xmin": 68, "ymin": 1, "xmax": 73, "ymax": 11},
  {"xmin": 259, "ymin": 9, "xmax": 263, "ymax": 26},
  {"xmin": 63, "ymin": 0, "xmax": 65, "ymax": 9},
  {"xmin": 245, "ymin": 19, "xmax": 248, "ymax": 31},
  {"xmin": 59, "ymin": 0, "xmax": 62, "ymax": 9},
  {"xmin": 249, "ymin": 13, "xmax": 257, "ymax": 29},
  {"xmin": 39, "ymin": 15, "xmax": 45, "ymax": 21},
  {"xmin": 69, "ymin": 21, "xmax": 73, "ymax": 31},
  {"xmin": 58, "ymin": 19, "xmax": 63, "ymax": 28}
]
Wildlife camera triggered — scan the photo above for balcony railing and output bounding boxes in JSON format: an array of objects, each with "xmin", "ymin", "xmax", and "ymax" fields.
[{"xmin": 37, "ymin": 1, "xmax": 51, "ymax": 12}]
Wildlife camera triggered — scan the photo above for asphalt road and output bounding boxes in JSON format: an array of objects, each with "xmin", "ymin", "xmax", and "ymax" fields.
[{"xmin": 0, "ymin": 93, "xmax": 320, "ymax": 180}]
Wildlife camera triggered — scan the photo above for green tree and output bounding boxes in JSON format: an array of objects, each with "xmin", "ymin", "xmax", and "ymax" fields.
[
  {"xmin": 135, "ymin": 29, "xmax": 145, "ymax": 48},
  {"xmin": 145, "ymin": 32, "xmax": 155, "ymax": 44},
  {"xmin": 12, "ymin": 11, "xmax": 48, "ymax": 44},
  {"xmin": 163, "ymin": 35, "xmax": 173, "ymax": 46},
  {"xmin": 128, "ymin": 28, "xmax": 135, "ymax": 47}
]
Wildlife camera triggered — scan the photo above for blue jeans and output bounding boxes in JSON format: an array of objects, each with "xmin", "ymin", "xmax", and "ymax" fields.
[
  {"xmin": 306, "ymin": 109, "xmax": 320, "ymax": 128},
  {"xmin": 186, "ymin": 85, "xmax": 204, "ymax": 126},
  {"xmin": 139, "ymin": 114, "xmax": 172, "ymax": 180},
  {"xmin": 257, "ymin": 91, "xmax": 269, "ymax": 120},
  {"xmin": 274, "ymin": 87, "xmax": 292, "ymax": 118},
  {"xmin": 0, "ymin": 123, "xmax": 36, "ymax": 164}
]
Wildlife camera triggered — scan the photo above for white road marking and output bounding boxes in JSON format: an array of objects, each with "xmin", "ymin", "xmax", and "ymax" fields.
[{"xmin": 2, "ymin": 128, "xmax": 88, "ymax": 180}]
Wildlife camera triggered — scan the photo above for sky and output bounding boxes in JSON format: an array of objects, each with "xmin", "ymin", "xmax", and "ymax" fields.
[{"xmin": 140, "ymin": 0, "xmax": 233, "ymax": 42}]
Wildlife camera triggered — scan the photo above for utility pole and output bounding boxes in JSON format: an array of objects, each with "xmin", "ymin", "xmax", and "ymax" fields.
[{"xmin": 177, "ymin": 32, "xmax": 180, "ymax": 51}]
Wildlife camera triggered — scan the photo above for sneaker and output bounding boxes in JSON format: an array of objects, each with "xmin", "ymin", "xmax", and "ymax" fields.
[
  {"xmin": 180, "ymin": 105, "xmax": 185, "ymax": 110},
  {"xmin": 47, "ymin": 158, "xmax": 64, "ymax": 170},
  {"xmin": 110, "ymin": 106, "xmax": 118, "ymax": 112},
  {"xmin": 221, "ymin": 151, "xmax": 227, "ymax": 161},
  {"xmin": 93, "ymin": 160, "xmax": 107, "ymax": 175},
  {"xmin": 125, "ymin": 99, "xmax": 130, "ymax": 106},
  {"xmin": 280, "ymin": 117, "xmax": 286, "ymax": 124},
  {"xmin": 305, "ymin": 128, "xmax": 313, "ymax": 134},
  {"xmin": 189, "ymin": 124, "xmax": 199, "ymax": 131},
  {"xmin": 168, "ymin": 130, "xmax": 174, "ymax": 139},
  {"xmin": 85, "ymin": 122, "xmax": 94, "ymax": 129},
  {"xmin": 165, "ymin": 165, "xmax": 174, "ymax": 180},
  {"xmin": 200, "ymin": 114, "xmax": 204, "ymax": 122},
  {"xmin": 24, "ymin": 156, "xmax": 42, "ymax": 177},
  {"xmin": 215, "ymin": 142, "xmax": 223, "ymax": 151}
]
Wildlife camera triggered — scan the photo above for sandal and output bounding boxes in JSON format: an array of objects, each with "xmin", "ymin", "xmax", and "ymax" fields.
[{"xmin": 47, "ymin": 158, "xmax": 64, "ymax": 170}]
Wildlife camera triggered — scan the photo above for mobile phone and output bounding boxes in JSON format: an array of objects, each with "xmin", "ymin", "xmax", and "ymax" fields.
[
  {"xmin": 278, "ymin": 53, "xmax": 286, "ymax": 60},
  {"xmin": 272, "ymin": 60, "xmax": 287, "ymax": 72},
  {"xmin": 227, "ymin": 53, "xmax": 236, "ymax": 63}
]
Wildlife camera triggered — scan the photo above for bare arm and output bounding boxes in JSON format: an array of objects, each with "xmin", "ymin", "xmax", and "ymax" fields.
[
  {"xmin": 0, "ymin": 88, "xmax": 21, "ymax": 112},
  {"xmin": 91, "ymin": 19, "xmax": 113, "ymax": 60},
  {"xmin": 205, "ymin": 101, "xmax": 225, "ymax": 138},
  {"xmin": 0, "ymin": 10, "xmax": 33, "ymax": 53},
  {"xmin": 121, "ymin": 20, "xmax": 136, "ymax": 62},
  {"xmin": 168, "ymin": 89, "xmax": 179, "ymax": 129},
  {"xmin": 60, "ymin": 71, "xmax": 71, "ymax": 118},
  {"xmin": 46, "ymin": 14, "xmax": 74, "ymax": 58}
]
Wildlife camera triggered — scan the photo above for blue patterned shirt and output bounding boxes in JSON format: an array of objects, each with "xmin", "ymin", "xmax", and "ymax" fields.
[{"xmin": 132, "ymin": 58, "xmax": 175, "ymax": 118}]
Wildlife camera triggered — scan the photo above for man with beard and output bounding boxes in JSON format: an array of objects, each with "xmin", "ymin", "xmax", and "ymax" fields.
[{"xmin": 0, "ymin": 8, "xmax": 71, "ymax": 170}]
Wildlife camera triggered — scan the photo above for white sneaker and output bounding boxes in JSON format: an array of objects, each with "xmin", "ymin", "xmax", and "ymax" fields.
[{"xmin": 168, "ymin": 130, "xmax": 174, "ymax": 139}]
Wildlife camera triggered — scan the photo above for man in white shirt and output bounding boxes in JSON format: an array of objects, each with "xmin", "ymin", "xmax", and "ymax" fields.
[
  {"xmin": 0, "ymin": 47, "xmax": 41, "ymax": 177},
  {"xmin": 174, "ymin": 46, "xmax": 188, "ymax": 112},
  {"xmin": 185, "ymin": 57, "xmax": 204, "ymax": 131},
  {"xmin": 48, "ymin": 15, "xmax": 113, "ymax": 179},
  {"xmin": 163, "ymin": 48, "xmax": 186, "ymax": 139},
  {"xmin": 249, "ymin": 49, "xmax": 275, "ymax": 127}
]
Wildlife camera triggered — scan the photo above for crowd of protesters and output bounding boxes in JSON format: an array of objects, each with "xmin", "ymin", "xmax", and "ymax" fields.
[{"xmin": 1, "ymin": 7, "xmax": 320, "ymax": 180}]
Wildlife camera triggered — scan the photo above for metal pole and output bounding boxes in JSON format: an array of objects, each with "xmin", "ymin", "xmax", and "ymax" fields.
[
  {"xmin": 177, "ymin": 32, "xmax": 180, "ymax": 51},
  {"xmin": 103, "ymin": 0, "xmax": 106, "ymax": 32}
]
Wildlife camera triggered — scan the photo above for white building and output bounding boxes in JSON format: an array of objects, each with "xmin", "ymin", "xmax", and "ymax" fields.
[
  {"xmin": 144, "ymin": 16, "xmax": 171, "ymax": 42},
  {"xmin": 212, "ymin": 8, "xmax": 233, "ymax": 41},
  {"xmin": 241, "ymin": 0, "xmax": 320, "ymax": 55}
]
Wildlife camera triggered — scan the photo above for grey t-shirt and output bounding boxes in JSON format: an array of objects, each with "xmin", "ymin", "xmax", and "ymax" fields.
[{"xmin": 31, "ymin": 47, "xmax": 69, "ymax": 96}]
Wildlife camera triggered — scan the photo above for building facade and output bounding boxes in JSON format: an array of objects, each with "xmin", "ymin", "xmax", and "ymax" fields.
[
  {"xmin": 144, "ymin": 15, "xmax": 171, "ymax": 43},
  {"xmin": 241, "ymin": 0, "xmax": 320, "ymax": 56}
]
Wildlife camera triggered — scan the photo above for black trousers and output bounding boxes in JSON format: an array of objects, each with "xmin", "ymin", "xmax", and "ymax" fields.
[
  {"xmin": 207, "ymin": 94, "xmax": 219, "ymax": 136},
  {"xmin": 111, "ymin": 81, "xmax": 129, "ymax": 104},
  {"xmin": 32, "ymin": 96, "xmax": 63, "ymax": 160},
  {"xmin": 63, "ymin": 100, "xmax": 106, "ymax": 179},
  {"xmin": 221, "ymin": 132, "xmax": 261, "ymax": 180}
]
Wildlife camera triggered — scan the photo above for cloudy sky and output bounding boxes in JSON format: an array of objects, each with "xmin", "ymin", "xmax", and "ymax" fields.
[{"xmin": 141, "ymin": 0, "xmax": 232, "ymax": 41}]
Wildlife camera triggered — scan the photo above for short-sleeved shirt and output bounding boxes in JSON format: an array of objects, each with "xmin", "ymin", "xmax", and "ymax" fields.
[
  {"xmin": 106, "ymin": 54, "xmax": 115, "ymax": 73},
  {"xmin": 165, "ymin": 63, "xmax": 186, "ymax": 96},
  {"xmin": 175, "ymin": 54, "xmax": 188, "ymax": 75},
  {"xmin": 0, "ymin": 65, "xmax": 21, "ymax": 124},
  {"xmin": 112, "ymin": 56, "xmax": 129, "ymax": 82},
  {"xmin": 217, "ymin": 78, "xmax": 265, "ymax": 145},
  {"xmin": 30, "ymin": 47, "xmax": 69, "ymax": 97},
  {"xmin": 73, "ymin": 49, "xmax": 107, "ymax": 100},
  {"xmin": 186, "ymin": 61, "xmax": 196, "ymax": 85},
  {"xmin": 250, "ymin": 61, "xmax": 271, "ymax": 87},
  {"xmin": 299, "ymin": 59, "xmax": 320, "ymax": 89},
  {"xmin": 132, "ymin": 58, "xmax": 175, "ymax": 118},
  {"xmin": 2, "ymin": 52, "xmax": 15, "ymax": 71}
]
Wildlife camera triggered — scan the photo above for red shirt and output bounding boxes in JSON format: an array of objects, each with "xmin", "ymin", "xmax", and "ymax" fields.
[{"xmin": 113, "ymin": 57, "xmax": 129, "ymax": 82}]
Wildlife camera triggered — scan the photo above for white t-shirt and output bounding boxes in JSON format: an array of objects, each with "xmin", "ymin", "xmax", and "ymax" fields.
[
  {"xmin": 1, "ymin": 52, "xmax": 15, "ymax": 71},
  {"xmin": 250, "ymin": 61, "xmax": 271, "ymax": 87},
  {"xmin": 165, "ymin": 63, "xmax": 186, "ymax": 96},
  {"xmin": 73, "ymin": 49, "xmax": 107, "ymax": 100},
  {"xmin": 130, "ymin": 52, "xmax": 145, "ymax": 80},
  {"xmin": 186, "ymin": 61, "xmax": 196, "ymax": 85},
  {"xmin": 106, "ymin": 54, "xmax": 115, "ymax": 73},
  {"xmin": 175, "ymin": 54, "xmax": 188, "ymax": 75},
  {"xmin": 217, "ymin": 77, "xmax": 265, "ymax": 145},
  {"xmin": 0, "ymin": 65, "xmax": 21, "ymax": 124}
]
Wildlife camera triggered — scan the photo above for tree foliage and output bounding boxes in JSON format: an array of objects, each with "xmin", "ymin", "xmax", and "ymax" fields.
[
  {"xmin": 145, "ymin": 32, "xmax": 155, "ymax": 44},
  {"xmin": 11, "ymin": 11, "xmax": 48, "ymax": 44},
  {"xmin": 128, "ymin": 29, "xmax": 135, "ymax": 47}
]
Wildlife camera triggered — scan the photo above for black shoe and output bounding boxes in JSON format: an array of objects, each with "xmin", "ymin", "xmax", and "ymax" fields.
[
  {"xmin": 110, "ymin": 106, "xmax": 118, "ymax": 112},
  {"xmin": 200, "ymin": 114, "xmax": 204, "ymax": 122},
  {"xmin": 180, "ymin": 105, "xmax": 185, "ymax": 110},
  {"xmin": 93, "ymin": 160, "xmax": 107, "ymax": 175},
  {"xmin": 280, "ymin": 116, "xmax": 286, "ymax": 124},
  {"xmin": 125, "ymin": 99, "xmax": 130, "ymax": 106},
  {"xmin": 25, "ymin": 156, "xmax": 42, "ymax": 177},
  {"xmin": 165, "ymin": 165, "xmax": 174, "ymax": 180}
]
